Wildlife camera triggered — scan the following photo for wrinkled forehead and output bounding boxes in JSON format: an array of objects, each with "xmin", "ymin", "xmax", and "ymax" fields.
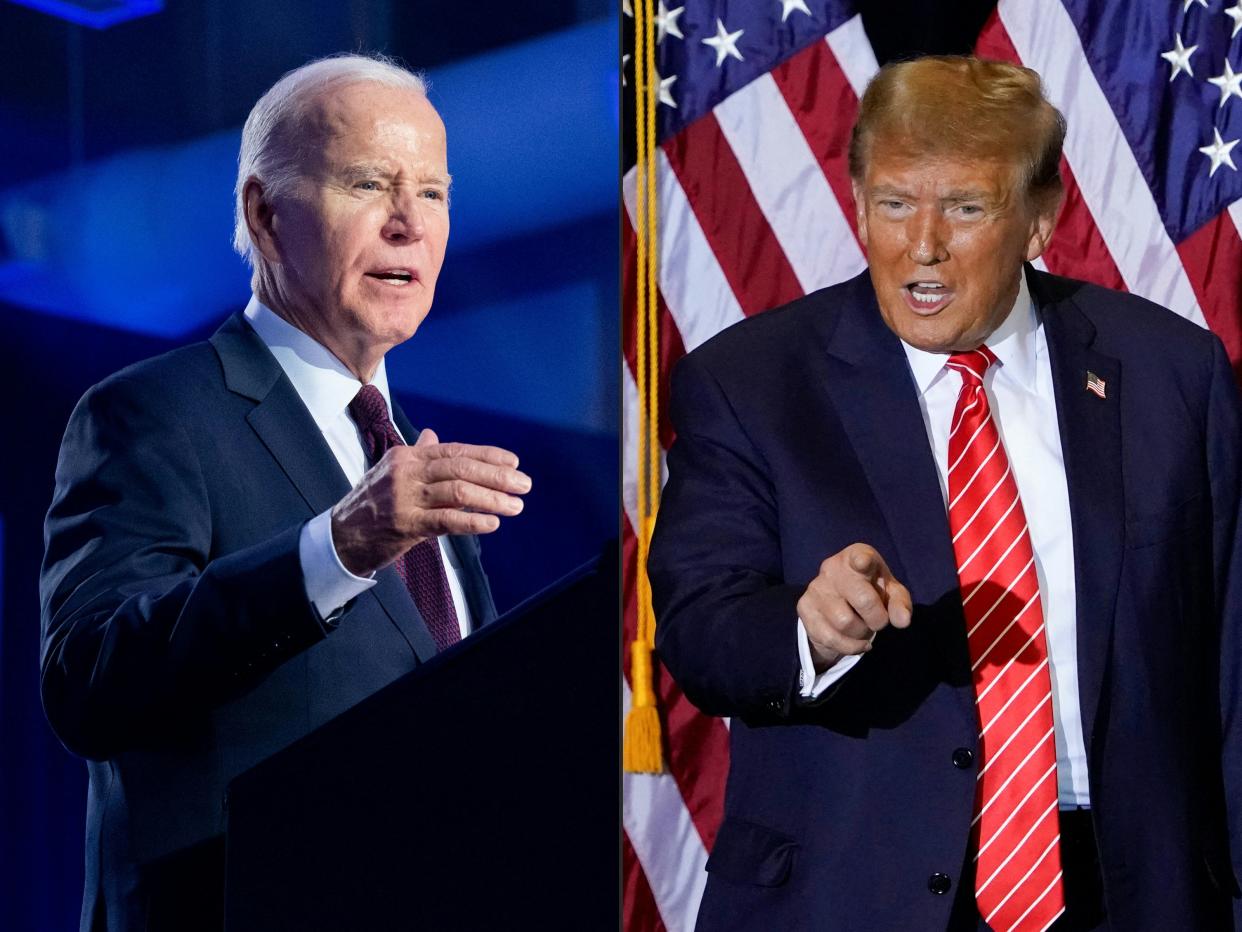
[{"xmin": 289, "ymin": 81, "xmax": 447, "ymax": 168}]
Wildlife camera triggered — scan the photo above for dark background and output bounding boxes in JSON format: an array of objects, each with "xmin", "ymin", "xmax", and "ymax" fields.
[{"xmin": 0, "ymin": 1, "xmax": 614, "ymax": 929}]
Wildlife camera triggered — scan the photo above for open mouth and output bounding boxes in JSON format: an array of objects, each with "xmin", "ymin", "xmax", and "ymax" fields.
[
  {"xmin": 904, "ymin": 281, "xmax": 953, "ymax": 312},
  {"xmin": 365, "ymin": 269, "xmax": 415, "ymax": 286}
]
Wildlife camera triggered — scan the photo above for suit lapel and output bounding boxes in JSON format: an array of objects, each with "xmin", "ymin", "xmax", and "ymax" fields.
[
  {"xmin": 1031, "ymin": 271, "xmax": 1124, "ymax": 755},
  {"xmin": 211, "ymin": 315, "xmax": 350, "ymax": 515},
  {"xmin": 210, "ymin": 314, "xmax": 438, "ymax": 662},
  {"xmin": 366, "ymin": 568, "xmax": 438, "ymax": 661},
  {"xmin": 814, "ymin": 278, "xmax": 976, "ymax": 725}
]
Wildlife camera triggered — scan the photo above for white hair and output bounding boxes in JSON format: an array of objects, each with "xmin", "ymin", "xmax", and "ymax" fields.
[{"xmin": 232, "ymin": 53, "xmax": 428, "ymax": 270}]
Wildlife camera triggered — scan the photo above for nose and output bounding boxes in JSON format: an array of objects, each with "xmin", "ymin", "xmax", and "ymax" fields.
[
  {"xmin": 382, "ymin": 188, "xmax": 426, "ymax": 244},
  {"xmin": 906, "ymin": 209, "xmax": 948, "ymax": 265}
]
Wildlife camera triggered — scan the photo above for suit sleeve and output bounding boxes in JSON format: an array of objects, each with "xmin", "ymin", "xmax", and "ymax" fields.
[
  {"xmin": 1206, "ymin": 340, "xmax": 1242, "ymax": 918},
  {"xmin": 649, "ymin": 353, "xmax": 803, "ymax": 720},
  {"xmin": 39, "ymin": 376, "xmax": 327, "ymax": 761}
]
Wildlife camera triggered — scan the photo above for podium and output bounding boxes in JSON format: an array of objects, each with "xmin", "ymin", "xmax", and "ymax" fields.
[{"xmin": 224, "ymin": 544, "xmax": 619, "ymax": 931}]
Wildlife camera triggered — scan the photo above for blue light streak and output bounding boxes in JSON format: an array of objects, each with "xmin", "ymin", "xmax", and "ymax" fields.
[{"xmin": 9, "ymin": 0, "xmax": 162, "ymax": 30}]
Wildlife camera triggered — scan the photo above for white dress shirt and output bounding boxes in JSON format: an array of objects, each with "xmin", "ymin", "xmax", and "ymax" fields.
[
  {"xmin": 243, "ymin": 296, "xmax": 474, "ymax": 639},
  {"xmin": 796, "ymin": 274, "xmax": 1091, "ymax": 805}
]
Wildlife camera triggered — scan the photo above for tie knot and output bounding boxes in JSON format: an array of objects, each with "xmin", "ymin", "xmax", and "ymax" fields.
[
  {"xmin": 348, "ymin": 383, "xmax": 391, "ymax": 432},
  {"xmin": 946, "ymin": 346, "xmax": 997, "ymax": 386}
]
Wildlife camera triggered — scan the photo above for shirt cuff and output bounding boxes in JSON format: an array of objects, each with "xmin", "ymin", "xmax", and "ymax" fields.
[
  {"xmin": 299, "ymin": 509, "xmax": 377, "ymax": 622},
  {"xmin": 796, "ymin": 617, "xmax": 863, "ymax": 700}
]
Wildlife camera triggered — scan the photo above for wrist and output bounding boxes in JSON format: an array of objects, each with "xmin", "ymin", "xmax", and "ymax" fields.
[
  {"xmin": 809, "ymin": 642, "xmax": 843, "ymax": 674},
  {"xmin": 329, "ymin": 505, "xmax": 369, "ymax": 576}
]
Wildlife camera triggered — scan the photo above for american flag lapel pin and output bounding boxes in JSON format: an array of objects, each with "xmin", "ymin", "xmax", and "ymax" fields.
[{"xmin": 1085, "ymin": 371, "xmax": 1107, "ymax": 399}]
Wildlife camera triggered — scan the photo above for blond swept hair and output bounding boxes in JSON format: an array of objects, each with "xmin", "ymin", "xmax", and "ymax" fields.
[{"xmin": 848, "ymin": 56, "xmax": 1066, "ymax": 204}]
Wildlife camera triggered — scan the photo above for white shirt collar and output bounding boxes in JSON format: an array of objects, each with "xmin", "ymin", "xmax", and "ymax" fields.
[
  {"xmin": 243, "ymin": 295, "xmax": 394, "ymax": 432},
  {"xmin": 900, "ymin": 270, "xmax": 1038, "ymax": 397}
]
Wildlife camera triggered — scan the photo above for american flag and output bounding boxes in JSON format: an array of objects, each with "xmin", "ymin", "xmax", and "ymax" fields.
[
  {"xmin": 974, "ymin": 0, "xmax": 1242, "ymax": 364},
  {"xmin": 622, "ymin": 1, "xmax": 1242, "ymax": 928}
]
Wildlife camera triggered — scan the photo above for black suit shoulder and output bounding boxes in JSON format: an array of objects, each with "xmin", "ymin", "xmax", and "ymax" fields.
[
  {"xmin": 678, "ymin": 274, "xmax": 863, "ymax": 386},
  {"xmin": 106, "ymin": 336, "xmax": 222, "ymax": 387},
  {"xmin": 1034, "ymin": 270, "xmax": 1220, "ymax": 362},
  {"xmin": 1032, "ymin": 270, "xmax": 1229, "ymax": 430},
  {"xmin": 75, "ymin": 335, "xmax": 228, "ymax": 426}
]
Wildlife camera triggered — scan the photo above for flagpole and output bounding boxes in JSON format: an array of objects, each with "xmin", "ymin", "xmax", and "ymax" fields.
[{"xmin": 623, "ymin": 0, "xmax": 664, "ymax": 774}]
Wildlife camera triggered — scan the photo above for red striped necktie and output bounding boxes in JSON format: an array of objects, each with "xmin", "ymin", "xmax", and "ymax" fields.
[{"xmin": 945, "ymin": 347, "xmax": 1065, "ymax": 932}]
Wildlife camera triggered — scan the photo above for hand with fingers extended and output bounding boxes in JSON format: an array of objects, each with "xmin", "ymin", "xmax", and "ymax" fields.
[
  {"xmin": 798, "ymin": 543, "xmax": 914, "ymax": 673},
  {"xmin": 330, "ymin": 428, "xmax": 531, "ymax": 577}
]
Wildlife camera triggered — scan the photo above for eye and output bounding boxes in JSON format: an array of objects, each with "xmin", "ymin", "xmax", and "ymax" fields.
[
  {"xmin": 955, "ymin": 204, "xmax": 984, "ymax": 217},
  {"xmin": 875, "ymin": 198, "xmax": 909, "ymax": 217},
  {"xmin": 421, "ymin": 188, "xmax": 447, "ymax": 202},
  {"xmin": 355, "ymin": 180, "xmax": 382, "ymax": 192}
]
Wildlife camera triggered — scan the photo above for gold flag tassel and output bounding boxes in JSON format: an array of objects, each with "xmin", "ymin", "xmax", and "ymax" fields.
[{"xmin": 623, "ymin": 0, "xmax": 664, "ymax": 774}]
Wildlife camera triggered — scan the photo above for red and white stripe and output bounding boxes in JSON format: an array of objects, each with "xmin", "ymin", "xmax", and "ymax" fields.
[
  {"xmin": 947, "ymin": 349, "xmax": 1063, "ymax": 932},
  {"xmin": 625, "ymin": 3, "xmax": 1242, "ymax": 928},
  {"xmin": 621, "ymin": 15, "xmax": 877, "ymax": 930},
  {"xmin": 978, "ymin": 0, "xmax": 1242, "ymax": 371}
]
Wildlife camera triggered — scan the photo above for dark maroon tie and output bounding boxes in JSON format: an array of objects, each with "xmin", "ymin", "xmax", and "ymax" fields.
[{"xmin": 347, "ymin": 384, "xmax": 462, "ymax": 651}]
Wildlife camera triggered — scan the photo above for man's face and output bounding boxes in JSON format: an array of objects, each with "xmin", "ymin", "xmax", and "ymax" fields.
[
  {"xmin": 267, "ymin": 82, "xmax": 450, "ymax": 365},
  {"xmin": 853, "ymin": 149, "xmax": 1058, "ymax": 353}
]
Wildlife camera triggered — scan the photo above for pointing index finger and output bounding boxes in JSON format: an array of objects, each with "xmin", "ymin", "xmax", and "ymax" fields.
[
  {"xmin": 847, "ymin": 546, "xmax": 912, "ymax": 629},
  {"xmin": 847, "ymin": 545, "xmax": 882, "ymax": 580}
]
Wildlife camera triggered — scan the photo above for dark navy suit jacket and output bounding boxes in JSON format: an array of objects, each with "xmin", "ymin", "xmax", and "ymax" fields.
[
  {"xmin": 650, "ymin": 269, "xmax": 1242, "ymax": 931},
  {"xmin": 40, "ymin": 314, "xmax": 497, "ymax": 932}
]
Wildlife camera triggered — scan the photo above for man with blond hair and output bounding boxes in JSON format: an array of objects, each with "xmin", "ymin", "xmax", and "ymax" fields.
[
  {"xmin": 40, "ymin": 54, "xmax": 530, "ymax": 931},
  {"xmin": 652, "ymin": 56, "xmax": 1242, "ymax": 931}
]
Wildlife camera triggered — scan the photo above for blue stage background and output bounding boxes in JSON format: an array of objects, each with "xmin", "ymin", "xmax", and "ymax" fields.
[{"xmin": 0, "ymin": 2, "xmax": 617, "ymax": 928}]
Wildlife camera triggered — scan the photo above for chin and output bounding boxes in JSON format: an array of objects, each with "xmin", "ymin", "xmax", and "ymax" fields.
[
  {"xmin": 375, "ymin": 321, "xmax": 423, "ymax": 350},
  {"xmin": 891, "ymin": 319, "xmax": 970, "ymax": 354},
  {"xmin": 878, "ymin": 307, "xmax": 942, "ymax": 352},
  {"xmin": 364, "ymin": 303, "xmax": 431, "ymax": 346}
]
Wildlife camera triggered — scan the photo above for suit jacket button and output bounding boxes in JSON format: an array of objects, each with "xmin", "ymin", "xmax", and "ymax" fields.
[
  {"xmin": 766, "ymin": 698, "xmax": 783, "ymax": 712},
  {"xmin": 952, "ymin": 748, "xmax": 974, "ymax": 769},
  {"xmin": 928, "ymin": 873, "xmax": 952, "ymax": 895}
]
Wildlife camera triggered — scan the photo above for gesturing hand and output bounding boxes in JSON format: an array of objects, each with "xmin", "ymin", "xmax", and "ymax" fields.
[
  {"xmin": 797, "ymin": 543, "xmax": 913, "ymax": 673},
  {"xmin": 330, "ymin": 428, "xmax": 531, "ymax": 577}
]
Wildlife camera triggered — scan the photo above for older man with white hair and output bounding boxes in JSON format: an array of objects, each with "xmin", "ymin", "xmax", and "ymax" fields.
[{"xmin": 39, "ymin": 54, "xmax": 530, "ymax": 932}]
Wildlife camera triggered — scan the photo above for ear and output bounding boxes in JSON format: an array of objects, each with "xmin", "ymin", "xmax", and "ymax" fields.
[
  {"xmin": 243, "ymin": 177, "xmax": 281, "ymax": 265},
  {"xmin": 852, "ymin": 180, "xmax": 869, "ymax": 248},
  {"xmin": 1023, "ymin": 187, "xmax": 1064, "ymax": 262}
]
